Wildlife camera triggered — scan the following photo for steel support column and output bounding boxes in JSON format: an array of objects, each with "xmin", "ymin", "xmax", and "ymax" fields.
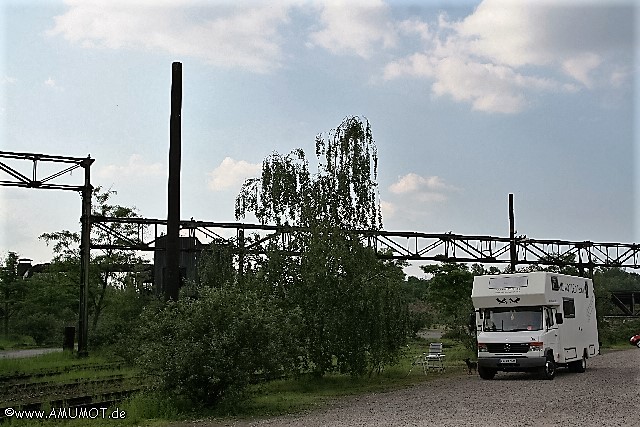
[{"xmin": 78, "ymin": 157, "xmax": 93, "ymax": 357}]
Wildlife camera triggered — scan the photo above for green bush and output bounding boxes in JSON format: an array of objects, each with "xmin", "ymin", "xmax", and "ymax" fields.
[
  {"xmin": 13, "ymin": 313, "xmax": 61, "ymax": 346},
  {"xmin": 89, "ymin": 287, "xmax": 159, "ymax": 353},
  {"xmin": 598, "ymin": 318, "xmax": 640, "ymax": 346},
  {"xmin": 408, "ymin": 309, "xmax": 431, "ymax": 338},
  {"xmin": 133, "ymin": 287, "xmax": 304, "ymax": 406}
]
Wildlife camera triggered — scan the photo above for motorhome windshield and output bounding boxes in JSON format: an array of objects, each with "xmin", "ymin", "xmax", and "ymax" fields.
[{"xmin": 483, "ymin": 307, "xmax": 543, "ymax": 332}]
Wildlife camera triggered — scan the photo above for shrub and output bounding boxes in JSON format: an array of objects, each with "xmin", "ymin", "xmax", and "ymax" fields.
[
  {"xmin": 133, "ymin": 287, "xmax": 303, "ymax": 406},
  {"xmin": 13, "ymin": 313, "xmax": 61, "ymax": 346},
  {"xmin": 598, "ymin": 317, "xmax": 640, "ymax": 346}
]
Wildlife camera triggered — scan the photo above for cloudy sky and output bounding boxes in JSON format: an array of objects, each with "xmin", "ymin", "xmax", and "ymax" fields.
[{"xmin": 1, "ymin": 0, "xmax": 637, "ymax": 274}]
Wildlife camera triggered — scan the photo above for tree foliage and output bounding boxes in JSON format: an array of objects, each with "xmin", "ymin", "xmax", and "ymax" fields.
[
  {"xmin": 0, "ymin": 252, "xmax": 22, "ymax": 337},
  {"xmin": 421, "ymin": 263, "xmax": 481, "ymax": 352},
  {"xmin": 233, "ymin": 117, "xmax": 406, "ymax": 377},
  {"xmin": 134, "ymin": 287, "xmax": 303, "ymax": 405},
  {"xmin": 294, "ymin": 231, "xmax": 407, "ymax": 376},
  {"xmin": 420, "ymin": 263, "xmax": 506, "ymax": 351},
  {"xmin": 0, "ymin": 187, "xmax": 156, "ymax": 348},
  {"xmin": 236, "ymin": 116, "xmax": 381, "ymax": 230},
  {"xmin": 517, "ymin": 253, "xmax": 580, "ymax": 276},
  {"xmin": 15, "ymin": 270, "xmax": 77, "ymax": 345},
  {"xmin": 39, "ymin": 186, "xmax": 149, "ymax": 332}
]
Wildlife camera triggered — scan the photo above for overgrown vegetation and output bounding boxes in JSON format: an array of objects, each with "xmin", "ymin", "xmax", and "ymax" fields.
[
  {"xmin": 132, "ymin": 286, "xmax": 304, "ymax": 406},
  {"xmin": 130, "ymin": 117, "xmax": 409, "ymax": 406},
  {"xmin": 0, "ymin": 187, "xmax": 154, "ymax": 349},
  {"xmin": 2, "ymin": 116, "xmax": 640, "ymax": 425}
]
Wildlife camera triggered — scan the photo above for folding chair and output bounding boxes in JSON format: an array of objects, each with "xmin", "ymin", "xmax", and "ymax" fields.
[
  {"xmin": 407, "ymin": 352, "xmax": 428, "ymax": 376},
  {"xmin": 424, "ymin": 342, "xmax": 445, "ymax": 372}
]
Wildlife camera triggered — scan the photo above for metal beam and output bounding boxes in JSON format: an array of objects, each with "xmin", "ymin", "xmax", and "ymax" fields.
[
  {"xmin": 0, "ymin": 150, "xmax": 87, "ymax": 191},
  {"xmin": 90, "ymin": 215, "xmax": 640, "ymax": 269}
]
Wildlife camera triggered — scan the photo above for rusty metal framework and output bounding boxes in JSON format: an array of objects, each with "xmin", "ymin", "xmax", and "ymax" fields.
[
  {"xmin": 0, "ymin": 150, "xmax": 93, "ymax": 356},
  {"xmin": 610, "ymin": 291, "xmax": 640, "ymax": 316},
  {"xmin": 4, "ymin": 150, "xmax": 639, "ymax": 350},
  {"xmin": 90, "ymin": 215, "xmax": 640, "ymax": 271},
  {"xmin": 0, "ymin": 151, "xmax": 89, "ymax": 190}
]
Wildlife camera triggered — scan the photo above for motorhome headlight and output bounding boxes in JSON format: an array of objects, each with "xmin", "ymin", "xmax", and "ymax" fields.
[
  {"xmin": 478, "ymin": 343, "xmax": 488, "ymax": 352},
  {"xmin": 529, "ymin": 342, "xmax": 544, "ymax": 352}
]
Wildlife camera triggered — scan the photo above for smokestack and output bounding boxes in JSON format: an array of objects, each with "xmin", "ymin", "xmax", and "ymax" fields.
[{"xmin": 165, "ymin": 62, "xmax": 182, "ymax": 301}]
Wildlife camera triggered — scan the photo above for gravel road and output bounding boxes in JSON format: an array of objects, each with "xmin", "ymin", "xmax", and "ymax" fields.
[{"xmin": 188, "ymin": 348, "xmax": 639, "ymax": 427}]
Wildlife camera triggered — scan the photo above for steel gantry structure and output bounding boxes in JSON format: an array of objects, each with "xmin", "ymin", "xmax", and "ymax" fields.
[
  {"xmin": 4, "ymin": 148, "xmax": 640, "ymax": 358},
  {"xmin": 0, "ymin": 150, "xmax": 93, "ymax": 356},
  {"xmin": 4, "ymin": 149, "xmax": 640, "ymax": 358},
  {"xmin": 90, "ymin": 215, "xmax": 640, "ymax": 274}
]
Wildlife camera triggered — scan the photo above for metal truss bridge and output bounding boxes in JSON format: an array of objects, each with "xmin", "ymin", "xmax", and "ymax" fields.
[{"xmin": 91, "ymin": 215, "xmax": 640, "ymax": 272}]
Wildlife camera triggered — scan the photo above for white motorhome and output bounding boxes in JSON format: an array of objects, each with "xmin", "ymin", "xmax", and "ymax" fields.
[{"xmin": 471, "ymin": 272, "xmax": 598, "ymax": 380}]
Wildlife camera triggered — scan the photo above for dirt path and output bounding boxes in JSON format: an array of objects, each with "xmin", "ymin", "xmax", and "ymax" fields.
[{"xmin": 0, "ymin": 348, "xmax": 62, "ymax": 359}]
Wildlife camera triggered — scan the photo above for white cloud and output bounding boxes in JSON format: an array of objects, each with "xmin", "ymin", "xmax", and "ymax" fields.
[
  {"xmin": 47, "ymin": 0, "xmax": 632, "ymax": 111},
  {"xmin": 609, "ymin": 67, "xmax": 630, "ymax": 88},
  {"xmin": 382, "ymin": 0, "xmax": 632, "ymax": 113},
  {"xmin": 390, "ymin": 173, "xmax": 455, "ymax": 195},
  {"xmin": 380, "ymin": 200, "xmax": 396, "ymax": 219},
  {"xmin": 389, "ymin": 173, "xmax": 458, "ymax": 204},
  {"xmin": 98, "ymin": 154, "xmax": 164, "ymax": 179},
  {"xmin": 43, "ymin": 77, "xmax": 64, "ymax": 91},
  {"xmin": 207, "ymin": 157, "xmax": 261, "ymax": 192},
  {"xmin": 383, "ymin": 53, "xmax": 434, "ymax": 80},
  {"xmin": 2, "ymin": 76, "xmax": 17, "ymax": 84},
  {"xmin": 48, "ymin": 0, "xmax": 295, "ymax": 73},
  {"xmin": 307, "ymin": 0, "xmax": 397, "ymax": 58},
  {"xmin": 561, "ymin": 52, "xmax": 602, "ymax": 88},
  {"xmin": 384, "ymin": 173, "xmax": 460, "ymax": 226}
]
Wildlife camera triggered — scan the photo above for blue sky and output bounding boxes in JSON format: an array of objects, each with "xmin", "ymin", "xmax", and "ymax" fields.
[{"xmin": 1, "ymin": 0, "xmax": 637, "ymax": 275}]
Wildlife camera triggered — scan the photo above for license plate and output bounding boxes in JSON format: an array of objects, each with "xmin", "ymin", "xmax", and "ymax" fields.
[{"xmin": 500, "ymin": 358, "xmax": 517, "ymax": 364}]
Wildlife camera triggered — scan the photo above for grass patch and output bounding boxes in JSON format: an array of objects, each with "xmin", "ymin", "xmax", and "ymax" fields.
[
  {"xmin": 0, "ymin": 351, "xmax": 117, "ymax": 376},
  {"xmin": 1, "ymin": 338, "xmax": 477, "ymax": 427},
  {"xmin": 191, "ymin": 338, "xmax": 476, "ymax": 422},
  {"xmin": 0, "ymin": 336, "xmax": 37, "ymax": 351}
]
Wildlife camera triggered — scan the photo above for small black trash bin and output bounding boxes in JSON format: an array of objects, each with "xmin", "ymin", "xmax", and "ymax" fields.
[{"xmin": 63, "ymin": 326, "xmax": 75, "ymax": 352}]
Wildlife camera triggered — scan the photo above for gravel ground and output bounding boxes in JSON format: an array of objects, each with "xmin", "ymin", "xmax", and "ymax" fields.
[{"xmin": 175, "ymin": 348, "xmax": 640, "ymax": 427}]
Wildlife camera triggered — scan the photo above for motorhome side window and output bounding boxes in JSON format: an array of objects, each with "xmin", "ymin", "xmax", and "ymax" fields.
[{"xmin": 563, "ymin": 298, "xmax": 576, "ymax": 318}]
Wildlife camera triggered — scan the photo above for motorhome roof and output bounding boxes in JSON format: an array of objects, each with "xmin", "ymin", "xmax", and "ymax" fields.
[{"xmin": 471, "ymin": 272, "xmax": 590, "ymax": 309}]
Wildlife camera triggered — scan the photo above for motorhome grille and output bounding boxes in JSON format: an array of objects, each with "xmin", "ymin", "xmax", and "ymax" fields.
[{"xmin": 487, "ymin": 343, "xmax": 530, "ymax": 353}]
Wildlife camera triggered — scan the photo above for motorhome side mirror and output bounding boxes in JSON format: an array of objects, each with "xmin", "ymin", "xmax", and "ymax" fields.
[
  {"xmin": 555, "ymin": 313, "xmax": 564, "ymax": 324},
  {"xmin": 468, "ymin": 312, "xmax": 476, "ymax": 331}
]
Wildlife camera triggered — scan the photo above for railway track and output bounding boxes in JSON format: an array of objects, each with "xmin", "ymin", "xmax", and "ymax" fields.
[{"xmin": 0, "ymin": 362, "xmax": 146, "ymax": 423}]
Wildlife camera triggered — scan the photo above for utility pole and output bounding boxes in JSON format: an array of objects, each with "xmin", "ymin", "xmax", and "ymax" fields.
[
  {"xmin": 509, "ymin": 193, "xmax": 517, "ymax": 272},
  {"xmin": 166, "ymin": 62, "xmax": 182, "ymax": 301}
]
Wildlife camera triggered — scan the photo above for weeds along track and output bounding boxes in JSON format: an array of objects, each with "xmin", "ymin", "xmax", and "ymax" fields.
[
  {"xmin": 0, "ymin": 361, "xmax": 125, "ymax": 382},
  {"xmin": 0, "ymin": 361, "xmax": 145, "ymax": 421}
]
